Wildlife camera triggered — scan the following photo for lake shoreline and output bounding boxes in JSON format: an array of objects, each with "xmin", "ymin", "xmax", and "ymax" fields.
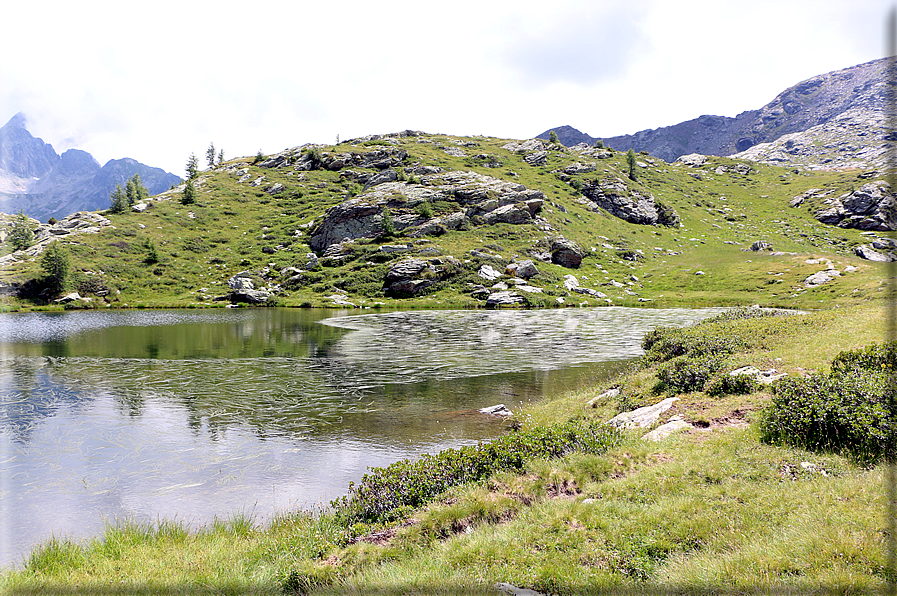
[{"xmin": 1, "ymin": 302, "xmax": 887, "ymax": 592}]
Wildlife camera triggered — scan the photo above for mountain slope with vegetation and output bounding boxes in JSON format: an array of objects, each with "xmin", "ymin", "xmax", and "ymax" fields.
[{"xmin": 0, "ymin": 128, "xmax": 892, "ymax": 312}]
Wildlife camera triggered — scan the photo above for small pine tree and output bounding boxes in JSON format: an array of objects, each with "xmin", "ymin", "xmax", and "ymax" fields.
[
  {"xmin": 626, "ymin": 149, "xmax": 638, "ymax": 181},
  {"xmin": 594, "ymin": 139, "xmax": 605, "ymax": 149},
  {"xmin": 217, "ymin": 149, "xmax": 224, "ymax": 165},
  {"xmin": 131, "ymin": 173, "xmax": 149, "ymax": 203},
  {"xmin": 9, "ymin": 210, "xmax": 34, "ymax": 251},
  {"xmin": 206, "ymin": 142, "xmax": 216, "ymax": 167},
  {"xmin": 110, "ymin": 184, "xmax": 127, "ymax": 213},
  {"xmin": 380, "ymin": 207, "xmax": 395, "ymax": 238},
  {"xmin": 41, "ymin": 241, "xmax": 70, "ymax": 295},
  {"xmin": 186, "ymin": 153, "xmax": 199, "ymax": 180},
  {"xmin": 181, "ymin": 180, "xmax": 196, "ymax": 205},
  {"xmin": 549, "ymin": 130, "xmax": 560, "ymax": 145},
  {"xmin": 143, "ymin": 238, "xmax": 160, "ymax": 264},
  {"xmin": 253, "ymin": 149, "xmax": 265, "ymax": 164}
]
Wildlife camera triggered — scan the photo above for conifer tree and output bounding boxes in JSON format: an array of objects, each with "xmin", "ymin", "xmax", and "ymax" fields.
[
  {"xmin": 9, "ymin": 210, "xmax": 34, "ymax": 251},
  {"xmin": 110, "ymin": 184, "xmax": 127, "ymax": 213},
  {"xmin": 181, "ymin": 179, "xmax": 196, "ymax": 205},
  {"xmin": 206, "ymin": 143, "xmax": 216, "ymax": 167},
  {"xmin": 41, "ymin": 241, "xmax": 70, "ymax": 295},
  {"xmin": 626, "ymin": 149, "xmax": 638, "ymax": 181},
  {"xmin": 186, "ymin": 153, "xmax": 199, "ymax": 180}
]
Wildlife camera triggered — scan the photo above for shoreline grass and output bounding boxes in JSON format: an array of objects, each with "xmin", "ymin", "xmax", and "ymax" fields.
[{"xmin": 1, "ymin": 302, "xmax": 889, "ymax": 595}]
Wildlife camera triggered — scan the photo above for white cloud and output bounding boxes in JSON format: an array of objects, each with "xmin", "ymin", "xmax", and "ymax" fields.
[{"xmin": 0, "ymin": 0, "xmax": 889, "ymax": 175}]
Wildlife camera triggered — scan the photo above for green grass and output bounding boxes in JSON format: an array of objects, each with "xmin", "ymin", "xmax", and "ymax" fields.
[
  {"xmin": 1, "ymin": 133, "xmax": 888, "ymax": 311},
  {"xmin": 2, "ymin": 303, "xmax": 889, "ymax": 594}
]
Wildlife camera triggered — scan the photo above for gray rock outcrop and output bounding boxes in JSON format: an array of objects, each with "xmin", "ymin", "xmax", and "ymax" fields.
[
  {"xmin": 581, "ymin": 176, "xmax": 679, "ymax": 227},
  {"xmin": 813, "ymin": 181, "xmax": 895, "ymax": 231},
  {"xmin": 309, "ymin": 170, "xmax": 545, "ymax": 253}
]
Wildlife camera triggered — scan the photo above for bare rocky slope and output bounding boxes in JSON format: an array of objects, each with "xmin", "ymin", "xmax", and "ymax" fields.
[{"xmin": 539, "ymin": 57, "xmax": 894, "ymax": 167}]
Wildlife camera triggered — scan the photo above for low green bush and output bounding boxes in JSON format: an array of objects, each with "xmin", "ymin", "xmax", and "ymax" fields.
[
  {"xmin": 760, "ymin": 342, "xmax": 896, "ymax": 464},
  {"xmin": 705, "ymin": 371, "xmax": 759, "ymax": 396},
  {"xmin": 333, "ymin": 419, "xmax": 620, "ymax": 524},
  {"xmin": 656, "ymin": 354, "xmax": 725, "ymax": 394},
  {"xmin": 641, "ymin": 326, "xmax": 744, "ymax": 364}
]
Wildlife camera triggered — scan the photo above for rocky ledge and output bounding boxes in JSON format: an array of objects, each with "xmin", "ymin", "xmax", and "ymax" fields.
[{"xmin": 0, "ymin": 211, "xmax": 113, "ymax": 267}]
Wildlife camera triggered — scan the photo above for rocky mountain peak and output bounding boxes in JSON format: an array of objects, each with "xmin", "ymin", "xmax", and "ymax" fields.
[
  {"xmin": 0, "ymin": 114, "xmax": 180, "ymax": 221},
  {"xmin": 538, "ymin": 57, "xmax": 895, "ymax": 169},
  {"xmin": 0, "ymin": 112, "xmax": 60, "ymax": 178}
]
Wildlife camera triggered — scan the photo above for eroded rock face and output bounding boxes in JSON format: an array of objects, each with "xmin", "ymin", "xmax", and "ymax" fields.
[
  {"xmin": 384, "ymin": 256, "xmax": 461, "ymax": 295},
  {"xmin": 309, "ymin": 171, "xmax": 546, "ymax": 253},
  {"xmin": 813, "ymin": 181, "xmax": 895, "ymax": 231},
  {"xmin": 580, "ymin": 176, "xmax": 679, "ymax": 227}
]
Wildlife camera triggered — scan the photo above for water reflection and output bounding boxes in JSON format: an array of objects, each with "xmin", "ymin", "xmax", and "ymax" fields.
[{"xmin": 0, "ymin": 306, "xmax": 723, "ymax": 568}]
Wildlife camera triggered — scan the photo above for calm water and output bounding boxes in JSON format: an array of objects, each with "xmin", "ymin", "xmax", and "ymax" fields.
[{"xmin": 0, "ymin": 306, "xmax": 723, "ymax": 568}]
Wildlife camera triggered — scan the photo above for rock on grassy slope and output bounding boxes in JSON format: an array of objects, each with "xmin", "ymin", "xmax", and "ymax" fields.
[{"xmin": 0, "ymin": 130, "xmax": 892, "ymax": 311}]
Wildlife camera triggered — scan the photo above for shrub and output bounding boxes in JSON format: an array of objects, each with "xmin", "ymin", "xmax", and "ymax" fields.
[
  {"xmin": 702, "ymin": 306, "xmax": 798, "ymax": 324},
  {"xmin": 760, "ymin": 343, "xmax": 897, "ymax": 464},
  {"xmin": 641, "ymin": 326, "xmax": 744, "ymax": 364},
  {"xmin": 705, "ymin": 371, "xmax": 759, "ymax": 396},
  {"xmin": 415, "ymin": 201, "xmax": 434, "ymax": 219},
  {"xmin": 656, "ymin": 354, "xmax": 725, "ymax": 394},
  {"xmin": 333, "ymin": 419, "xmax": 620, "ymax": 524}
]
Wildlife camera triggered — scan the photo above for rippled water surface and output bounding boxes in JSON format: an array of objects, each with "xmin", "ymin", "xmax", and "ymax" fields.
[{"xmin": 0, "ymin": 306, "xmax": 723, "ymax": 567}]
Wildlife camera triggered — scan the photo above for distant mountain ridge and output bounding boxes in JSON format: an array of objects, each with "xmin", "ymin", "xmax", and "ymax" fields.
[
  {"xmin": 538, "ymin": 57, "xmax": 894, "ymax": 166},
  {"xmin": 0, "ymin": 113, "xmax": 181, "ymax": 222}
]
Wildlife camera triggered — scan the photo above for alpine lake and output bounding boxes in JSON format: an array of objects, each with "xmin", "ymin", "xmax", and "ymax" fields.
[{"xmin": 0, "ymin": 306, "xmax": 724, "ymax": 568}]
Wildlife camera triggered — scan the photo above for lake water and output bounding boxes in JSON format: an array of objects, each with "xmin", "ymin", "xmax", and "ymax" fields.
[{"xmin": 0, "ymin": 306, "xmax": 723, "ymax": 568}]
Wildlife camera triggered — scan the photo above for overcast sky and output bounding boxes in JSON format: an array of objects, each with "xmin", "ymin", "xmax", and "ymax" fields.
[{"xmin": 1, "ymin": 0, "xmax": 889, "ymax": 176}]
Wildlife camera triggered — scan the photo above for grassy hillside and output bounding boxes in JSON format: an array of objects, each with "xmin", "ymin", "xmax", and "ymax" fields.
[{"xmin": 0, "ymin": 132, "xmax": 889, "ymax": 310}]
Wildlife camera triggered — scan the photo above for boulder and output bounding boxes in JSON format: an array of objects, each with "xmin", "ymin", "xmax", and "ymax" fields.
[
  {"xmin": 482, "ymin": 204, "xmax": 533, "ymax": 225},
  {"xmin": 523, "ymin": 151, "xmax": 548, "ymax": 166},
  {"xmin": 804, "ymin": 269, "xmax": 840, "ymax": 287},
  {"xmin": 486, "ymin": 291, "xmax": 524, "ymax": 307},
  {"xmin": 378, "ymin": 244, "xmax": 413, "ymax": 253},
  {"xmin": 550, "ymin": 238, "xmax": 584, "ymax": 268},
  {"xmin": 478, "ymin": 404, "xmax": 512, "ymax": 417},
  {"xmin": 750, "ymin": 240, "xmax": 772, "ymax": 251},
  {"xmin": 729, "ymin": 366, "xmax": 787, "ymax": 384},
  {"xmin": 230, "ymin": 288, "xmax": 270, "ymax": 304},
  {"xmin": 512, "ymin": 259, "xmax": 539, "ymax": 279},
  {"xmin": 478, "ymin": 264, "xmax": 503, "ymax": 280},
  {"xmin": 607, "ymin": 397, "xmax": 679, "ymax": 429},
  {"xmin": 675, "ymin": 153, "xmax": 708, "ymax": 167},
  {"xmin": 54, "ymin": 292, "xmax": 82, "ymax": 304},
  {"xmin": 813, "ymin": 181, "xmax": 896, "ymax": 231},
  {"xmin": 386, "ymin": 259, "xmax": 431, "ymax": 282},
  {"xmin": 642, "ymin": 415, "xmax": 692, "ymax": 441},
  {"xmin": 563, "ymin": 274, "xmax": 579, "ymax": 291},
  {"xmin": 388, "ymin": 279, "xmax": 434, "ymax": 295},
  {"xmin": 227, "ymin": 273, "xmax": 255, "ymax": 291},
  {"xmin": 855, "ymin": 245, "xmax": 896, "ymax": 262},
  {"xmin": 362, "ymin": 168, "xmax": 398, "ymax": 190},
  {"xmin": 563, "ymin": 162, "xmax": 596, "ymax": 175}
]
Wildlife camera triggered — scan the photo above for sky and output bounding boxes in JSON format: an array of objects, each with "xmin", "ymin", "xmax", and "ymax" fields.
[{"xmin": 1, "ymin": 0, "xmax": 890, "ymax": 177}]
